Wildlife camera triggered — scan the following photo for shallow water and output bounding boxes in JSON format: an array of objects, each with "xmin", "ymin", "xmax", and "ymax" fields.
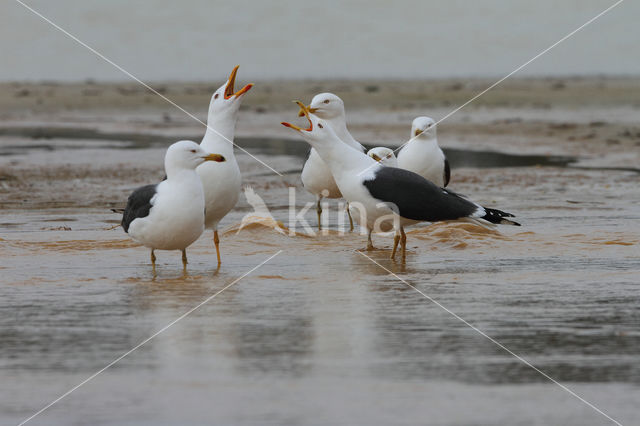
[
  {"xmin": 1, "ymin": 138, "xmax": 640, "ymax": 425},
  {"xmin": 0, "ymin": 129, "xmax": 592, "ymax": 170}
]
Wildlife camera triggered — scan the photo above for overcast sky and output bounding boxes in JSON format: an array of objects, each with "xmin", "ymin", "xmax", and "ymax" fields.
[{"xmin": 1, "ymin": 0, "xmax": 638, "ymax": 82}]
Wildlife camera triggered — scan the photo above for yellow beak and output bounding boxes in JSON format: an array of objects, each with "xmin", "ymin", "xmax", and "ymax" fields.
[
  {"xmin": 224, "ymin": 65, "xmax": 254, "ymax": 99},
  {"xmin": 202, "ymin": 153, "xmax": 226, "ymax": 162},
  {"xmin": 414, "ymin": 129, "xmax": 423, "ymax": 137},
  {"xmin": 282, "ymin": 101, "xmax": 313, "ymax": 132},
  {"xmin": 297, "ymin": 104, "xmax": 317, "ymax": 117}
]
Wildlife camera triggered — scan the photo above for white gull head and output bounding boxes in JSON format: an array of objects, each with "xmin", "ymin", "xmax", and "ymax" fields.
[
  {"xmin": 411, "ymin": 116, "xmax": 437, "ymax": 140},
  {"xmin": 308, "ymin": 92, "xmax": 346, "ymax": 120},
  {"xmin": 165, "ymin": 140, "xmax": 225, "ymax": 178},
  {"xmin": 300, "ymin": 92, "xmax": 364, "ymax": 151},
  {"xmin": 367, "ymin": 147, "xmax": 398, "ymax": 167},
  {"xmin": 282, "ymin": 101, "xmax": 375, "ymax": 177},
  {"xmin": 206, "ymin": 65, "xmax": 253, "ymax": 123}
]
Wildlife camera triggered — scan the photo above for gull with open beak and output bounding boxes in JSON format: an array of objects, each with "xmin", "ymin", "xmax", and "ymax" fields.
[
  {"xmin": 121, "ymin": 140, "xmax": 225, "ymax": 270},
  {"xmin": 298, "ymin": 93, "xmax": 365, "ymax": 231},
  {"xmin": 197, "ymin": 65, "xmax": 253, "ymax": 268},
  {"xmin": 283, "ymin": 103, "xmax": 520, "ymax": 261}
]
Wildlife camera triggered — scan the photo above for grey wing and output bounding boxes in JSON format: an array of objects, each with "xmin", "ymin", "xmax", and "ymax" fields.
[
  {"xmin": 443, "ymin": 157, "xmax": 451, "ymax": 187},
  {"xmin": 122, "ymin": 184, "xmax": 157, "ymax": 232},
  {"xmin": 362, "ymin": 167, "xmax": 478, "ymax": 222}
]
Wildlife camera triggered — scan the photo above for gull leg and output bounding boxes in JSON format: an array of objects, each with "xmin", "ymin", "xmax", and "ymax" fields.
[
  {"xmin": 367, "ymin": 229, "xmax": 375, "ymax": 251},
  {"xmin": 182, "ymin": 248, "xmax": 188, "ymax": 269},
  {"xmin": 151, "ymin": 249, "xmax": 157, "ymax": 275},
  {"xmin": 213, "ymin": 230, "xmax": 221, "ymax": 268},
  {"xmin": 316, "ymin": 196, "xmax": 323, "ymax": 231},
  {"xmin": 400, "ymin": 226, "xmax": 407, "ymax": 262},
  {"xmin": 390, "ymin": 231, "xmax": 400, "ymax": 260},
  {"xmin": 347, "ymin": 202, "xmax": 354, "ymax": 232}
]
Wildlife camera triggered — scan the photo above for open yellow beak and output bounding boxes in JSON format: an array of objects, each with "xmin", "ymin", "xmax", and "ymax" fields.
[
  {"xmin": 282, "ymin": 101, "xmax": 313, "ymax": 132},
  {"xmin": 224, "ymin": 65, "xmax": 254, "ymax": 99},
  {"xmin": 297, "ymin": 104, "xmax": 317, "ymax": 117},
  {"xmin": 202, "ymin": 153, "xmax": 226, "ymax": 162},
  {"xmin": 414, "ymin": 129, "xmax": 423, "ymax": 137}
]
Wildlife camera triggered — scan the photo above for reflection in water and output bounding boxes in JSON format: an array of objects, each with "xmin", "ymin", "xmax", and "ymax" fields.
[
  {"xmin": 1, "ymin": 141, "xmax": 639, "ymax": 425},
  {"xmin": 0, "ymin": 284, "xmax": 143, "ymax": 372},
  {"xmin": 361, "ymin": 254, "xmax": 640, "ymax": 385},
  {"xmin": 351, "ymin": 249, "xmax": 412, "ymax": 276},
  {"xmin": 232, "ymin": 316, "xmax": 313, "ymax": 376},
  {"xmin": 228, "ymin": 281, "xmax": 314, "ymax": 377}
]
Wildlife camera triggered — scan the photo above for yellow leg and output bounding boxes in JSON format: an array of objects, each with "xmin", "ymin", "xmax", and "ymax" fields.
[
  {"xmin": 151, "ymin": 249, "xmax": 157, "ymax": 275},
  {"xmin": 182, "ymin": 248, "xmax": 188, "ymax": 269},
  {"xmin": 367, "ymin": 229, "xmax": 375, "ymax": 251},
  {"xmin": 316, "ymin": 197, "xmax": 322, "ymax": 231},
  {"xmin": 400, "ymin": 226, "xmax": 407, "ymax": 262},
  {"xmin": 347, "ymin": 203, "xmax": 354, "ymax": 232},
  {"xmin": 213, "ymin": 230, "xmax": 221, "ymax": 267},
  {"xmin": 390, "ymin": 233, "xmax": 400, "ymax": 260}
]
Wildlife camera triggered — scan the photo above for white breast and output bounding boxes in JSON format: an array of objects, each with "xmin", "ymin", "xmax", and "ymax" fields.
[
  {"xmin": 301, "ymin": 149, "xmax": 342, "ymax": 198},
  {"xmin": 397, "ymin": 140, "xmax": 446, "ymax": 186},
  {"xmin": 128, "ymin": 175, "xmax": 205, "ymax": 250},
  {"xmin": 197, "ymin": 156, "xmax": 241, "ymax": 230}
]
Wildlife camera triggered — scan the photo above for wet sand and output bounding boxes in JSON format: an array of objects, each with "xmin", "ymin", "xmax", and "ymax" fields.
[{"xmin": 1, "ymin": 77, "xmax": 639, "ymax": 425}]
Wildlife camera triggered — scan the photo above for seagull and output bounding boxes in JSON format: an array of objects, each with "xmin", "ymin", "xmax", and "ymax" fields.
[
  {"xmin": 197, "ymin": 65, "xmax": 253, "ymax": 267},
  {"xmin": 397, "ymin": 116, "xmax": 451, "ymax": 187},
  {"xmin": 367, "ymin": 147, "xmax": 398, "ymax": 167},
  {"xmin": 283, "ymin": 103, "xmax": 519, "ymax": 261},
  {"xmin": 121, "ymin": 140, "xmax": 225, "ymax": 269},
  {"xmin": 299, "ymin": 93, "xmax": 365, "ymax": 230}
]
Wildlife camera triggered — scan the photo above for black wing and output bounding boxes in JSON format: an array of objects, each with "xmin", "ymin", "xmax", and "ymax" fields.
[
  {"xmin": 443, "ymin": 157, "xmax": 451, "ymax": 187},
  {"xmin": 363, "ymin": 167, "xmax": 477, "ymax": 222},
  {"xmin": 121, "ymin": 184, "xmax": 157, "ymax": 232},
  {"xmin": 363, "ymin": 167, "xmax": 520, "ymax": 225}
]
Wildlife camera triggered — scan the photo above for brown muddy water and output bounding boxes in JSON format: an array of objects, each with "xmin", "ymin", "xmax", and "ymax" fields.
[{"xmin": 1, "ymin": 134, "xmax": 639, "ymax": 426}]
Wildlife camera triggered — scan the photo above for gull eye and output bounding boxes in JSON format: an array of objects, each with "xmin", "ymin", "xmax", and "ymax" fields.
[
  {"xmin": 190, "ymin": 149, "xmax": 197, "ymax": 153},
  {"xmin": 214, "ymin": 93, "xmax": 219, "ymax": 99},
  {"xmin": 318, "ymin": 123, "xmax": 324, "ymax": 128},
  {"xmin": 323, "ymin": 99, "xmax": 330, "ymax": 104}
]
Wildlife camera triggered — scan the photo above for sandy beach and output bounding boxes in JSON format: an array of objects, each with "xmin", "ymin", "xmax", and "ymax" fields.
[
  {"xmin": 1, "ymin": 77, "xmax": 639, "ymax": 425},
  {"xmin": 1, "ymin": 76, "xmax": 639, "ymax": 209}
]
